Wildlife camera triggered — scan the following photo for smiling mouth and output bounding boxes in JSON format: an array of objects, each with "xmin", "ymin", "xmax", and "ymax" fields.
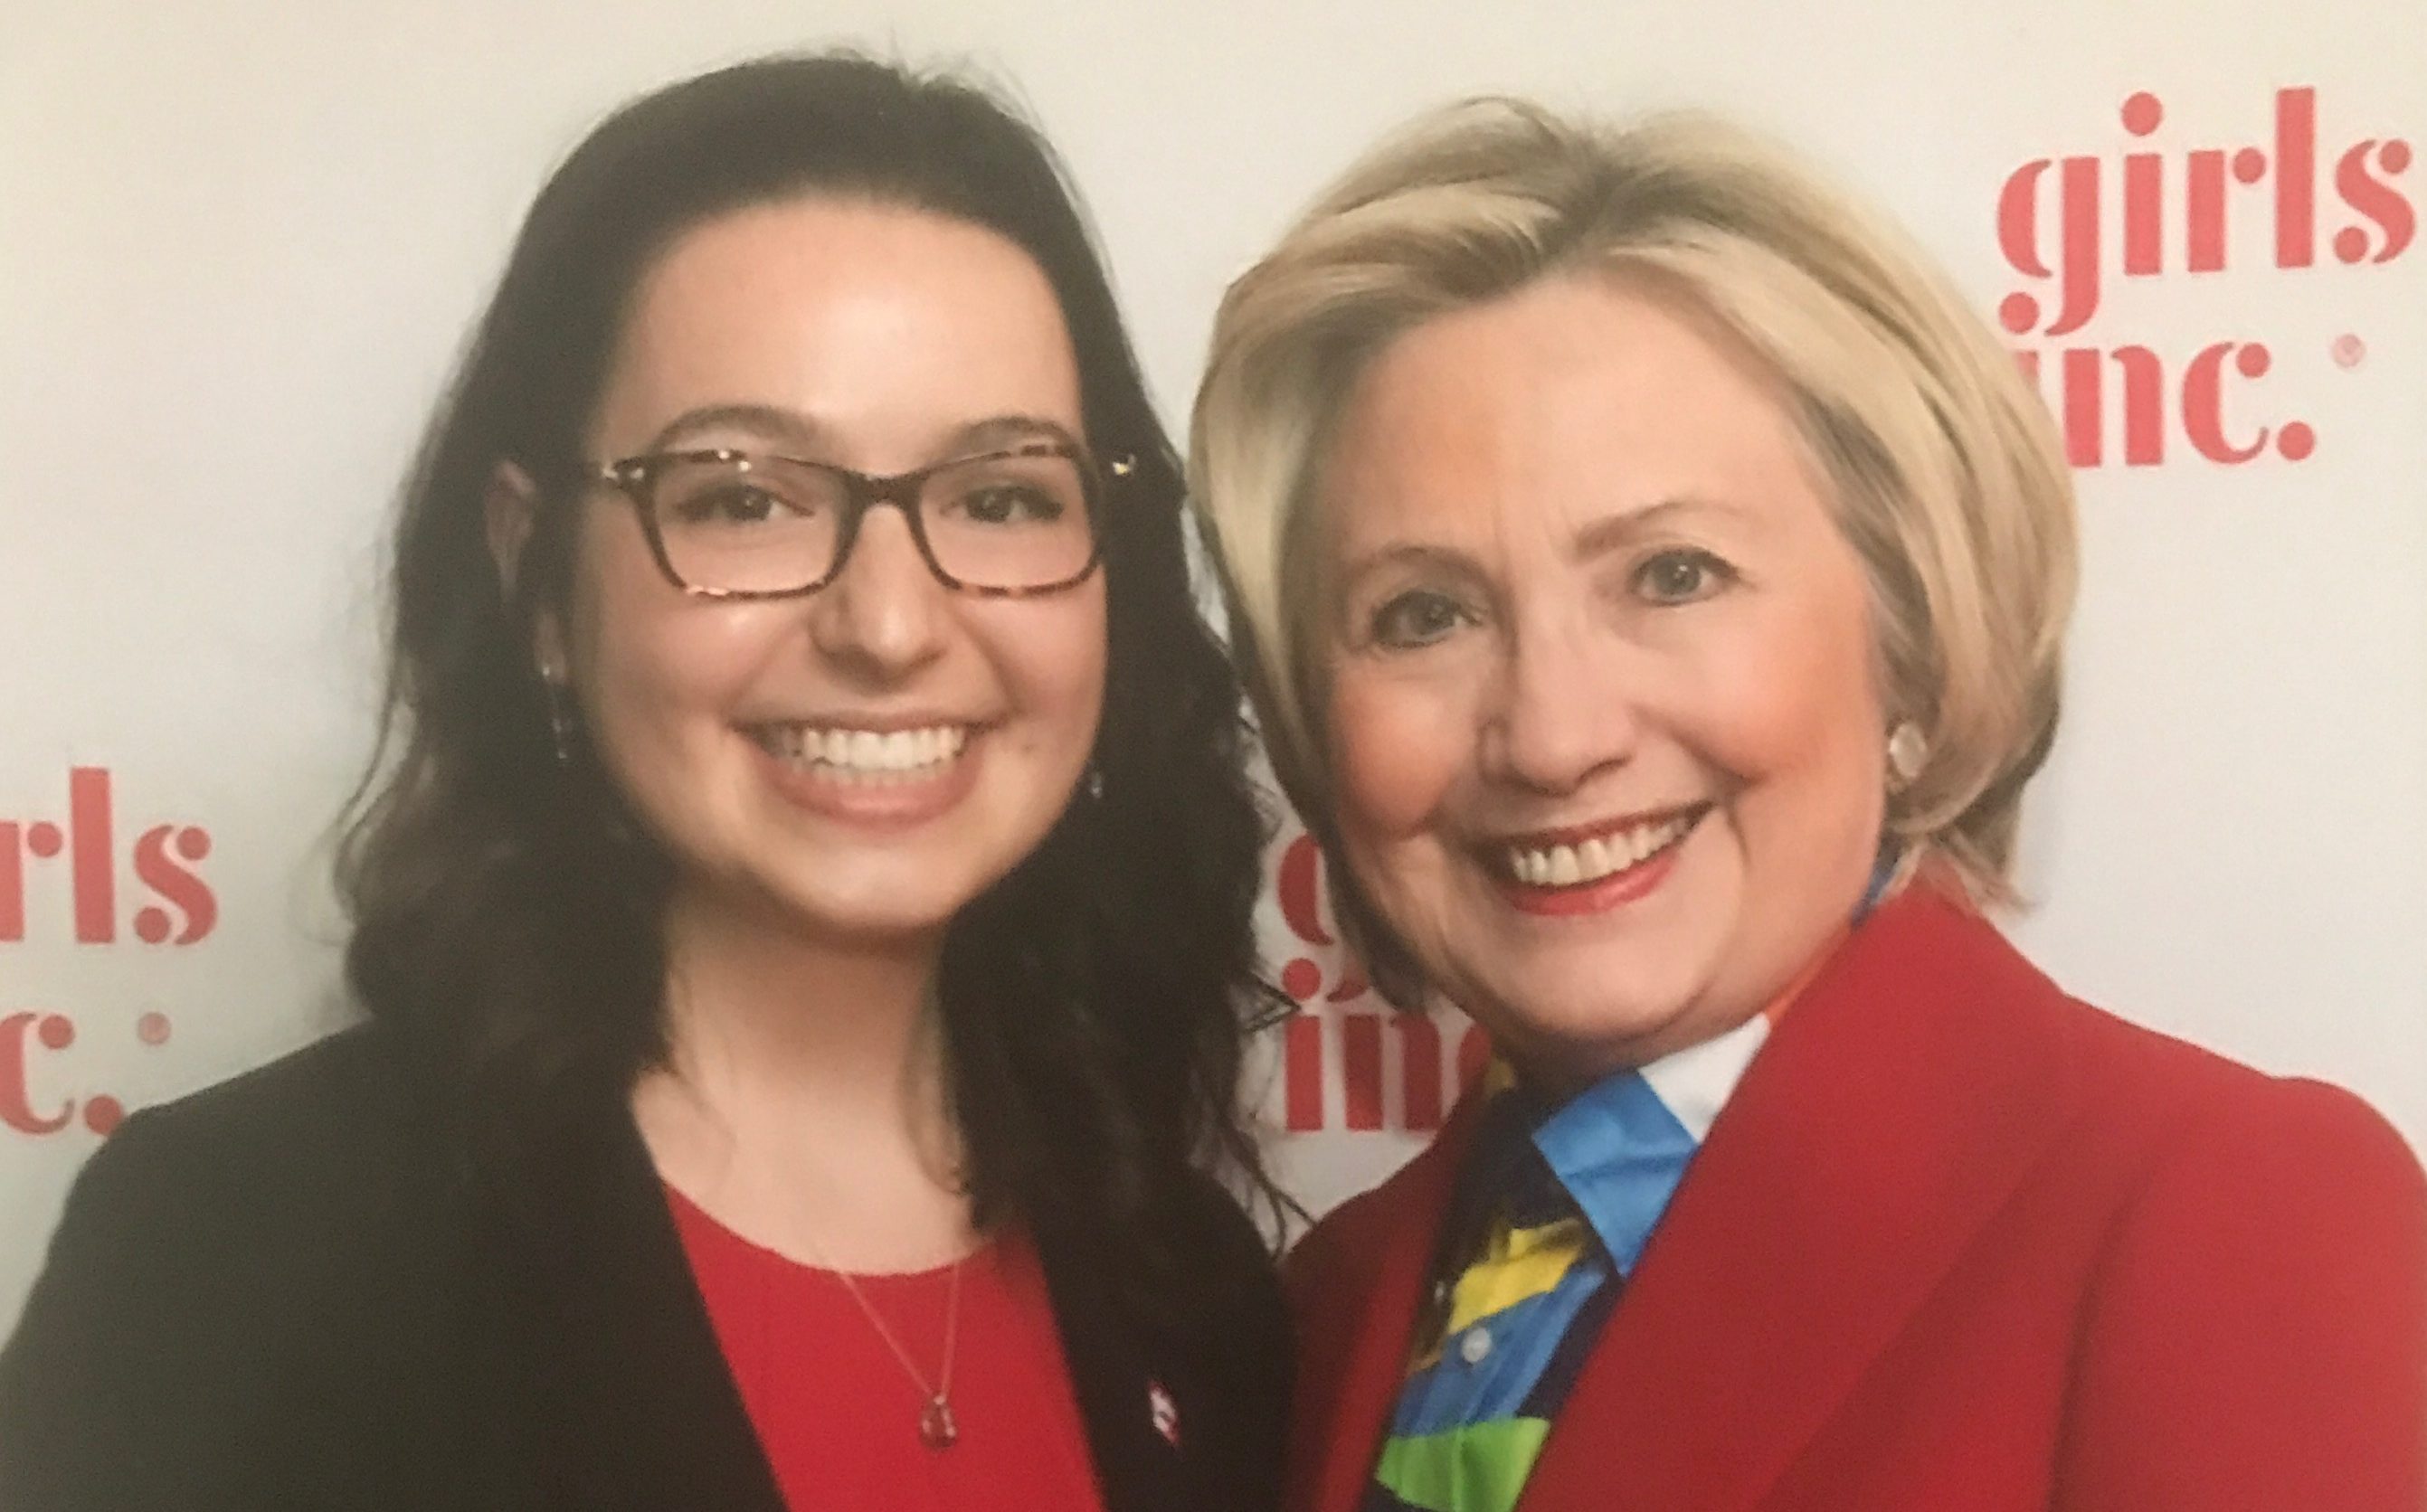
[
  {"xmin": 1496, "ymin": 804, "xmax": 1710, "ymax": 888},
  {"xmin": 746, "ymin": 723, "xmax": 972, "ymax": 785}
]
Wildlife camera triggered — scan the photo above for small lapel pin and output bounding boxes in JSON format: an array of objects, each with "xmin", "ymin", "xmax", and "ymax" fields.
[{"xmin": 1147, "ymin": 1380, "xmax": 1180, "ymax": 1449}]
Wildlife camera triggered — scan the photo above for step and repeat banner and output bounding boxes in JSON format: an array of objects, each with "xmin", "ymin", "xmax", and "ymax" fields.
[{"xmin": 4, "ymin": 0, "xmax": 2422, "ymax": 1332}]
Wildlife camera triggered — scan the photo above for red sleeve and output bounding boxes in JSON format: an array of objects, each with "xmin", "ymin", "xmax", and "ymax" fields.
[{"xmin": 2056, "ymin": 1077, "xmax": 2427, "ymax": 1512}]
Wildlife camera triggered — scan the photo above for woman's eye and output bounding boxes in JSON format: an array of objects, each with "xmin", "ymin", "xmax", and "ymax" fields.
[
  {"xmin": 675, "ymin": 486, "xmax": 787, "ymax": 527},
  {"xmin": 1367, "ymin": 589, "xmax": 1471, "ymax": 648},
  {"xmin": 953, "ymin": 485, "xmax": 1064, "ymax": 526},
  {"xmin": 1631, "ymin": 548, "xmax": 1734, "ymax": 605}
]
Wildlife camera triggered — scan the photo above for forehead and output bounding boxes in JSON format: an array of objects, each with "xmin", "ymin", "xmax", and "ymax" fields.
[
  {"xmin": 1319, "ymin": 272, "xmax": 1824, "ymax": 552},
  {"xmin": 592, "ymin": 196, "xmax": 1083, "ymax": 459}
]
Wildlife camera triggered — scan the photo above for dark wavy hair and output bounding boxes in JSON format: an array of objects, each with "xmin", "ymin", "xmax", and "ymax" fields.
[{"xmin": 338, "ymin": 52, "xmax": 1282, "ymax": 1299}]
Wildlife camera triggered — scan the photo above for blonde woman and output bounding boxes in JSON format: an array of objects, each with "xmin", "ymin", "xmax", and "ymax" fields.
[{"xmin": 1193, "ymin": 99, "xmax": 2425, "ymax": 1512}]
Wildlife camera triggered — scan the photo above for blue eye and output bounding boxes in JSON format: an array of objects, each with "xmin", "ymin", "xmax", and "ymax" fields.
[
  {"xmin": 1368, "ymin": 589, "xmax": 1472, "ymax": 648},
  {"xmin": 1632, "ymin": 549, "xmax": 1734, "ymax": 605}
]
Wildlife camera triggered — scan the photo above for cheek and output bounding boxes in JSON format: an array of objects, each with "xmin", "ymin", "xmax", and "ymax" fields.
[
  {"xmin": 1701, "ymin": 588, "xmax": 1886, "ymax": 852},
  {"xmin": 983, "ymin": 590, "xmax": 1108, "ymax": 751},
  {"xmin": 566, "ymin": 532, "xmax": 760, "ymax": 762},
  {"xmin": 1327, "ymin": 666, "xmax": 1469, "ymax": 844}
]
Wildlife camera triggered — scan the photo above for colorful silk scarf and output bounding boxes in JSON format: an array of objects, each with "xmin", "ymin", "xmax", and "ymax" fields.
[{"xmin": 1363, "ymin": 1013, "xmax": 1772, "ymax": 1512}]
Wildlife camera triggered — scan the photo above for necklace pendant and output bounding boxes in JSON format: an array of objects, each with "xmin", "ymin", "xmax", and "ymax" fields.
[{"xmin": 919, "ymin": 1395, "xmax": 959, "ymax": 1450}]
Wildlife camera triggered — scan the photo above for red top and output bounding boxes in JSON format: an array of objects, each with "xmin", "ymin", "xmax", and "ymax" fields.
[{"xmin": 668, "ymin": 1185, "xmax": 1107, "ymax": 1512}]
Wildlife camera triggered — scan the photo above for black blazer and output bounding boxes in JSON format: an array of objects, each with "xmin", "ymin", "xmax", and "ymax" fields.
[{"xmin": 0, "ymin": 1025, "xmax": 1288, "ymax": 1511}]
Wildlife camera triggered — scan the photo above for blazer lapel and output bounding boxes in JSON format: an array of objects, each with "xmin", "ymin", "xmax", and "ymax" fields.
[
  {"xmin": 1294, "ymin": 1101, "xmax": 1484, "ymax": 1512},
  {"xmin": 469, "ymin": 1101, "xmax": 786, "ymax": 1512},
  {"xmin": 1038, "ymin": 1221, "xmax": 1190, "ymax": 1512},
  {"xmin": 1517, "ymin": 891, "xmax": 2076, "ymax": 1512}
]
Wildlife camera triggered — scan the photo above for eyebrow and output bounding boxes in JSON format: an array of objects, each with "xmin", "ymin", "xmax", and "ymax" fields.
[
  {"xmin": 1334, "ymin": 494, "xmax": 1747, "ymax": 585},
  {"xmin": 1569, "ymin": 495, "xmax": 1749, "ymax": 559},
  {"xmin": 1333, "ymin": 542, "xmax": 1478, "ymax": 584},
  {"xmin": 644, "ymin": 403, "xmax": 824, "ymax": 453},
  {"xmin": 641, "ymin": 405, "xmax": 1086, "ymax": 459},
  {"xmin": 952, "ymin": 413, "xmax": 1087, "ymax": 456}
]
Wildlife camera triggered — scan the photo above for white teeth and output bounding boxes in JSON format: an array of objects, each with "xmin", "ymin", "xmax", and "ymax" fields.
[
  {"xmin": 761, "ymin": 723, "xmax": 971, "ymax": 781},
  {"xmin": 1547, "ymin": 846, "xmax": 1582, "ymax": 885},
  {"xmin": 1504, "ymin": 811, "xmax": 1698, "ymax": 887}
]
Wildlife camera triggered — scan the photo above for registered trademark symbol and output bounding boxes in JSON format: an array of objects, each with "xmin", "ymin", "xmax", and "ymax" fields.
[{"xmin": 2331, "ymin": 334, "xmax": 2367, "ymax": 370}]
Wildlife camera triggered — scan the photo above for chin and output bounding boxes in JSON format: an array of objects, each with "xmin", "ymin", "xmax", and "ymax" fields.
[
  {"xmin": 741, "ymin": 868, "xmax": 962, "ymax": 940},
  {"xmin": 1474, "ymin": 949, "xmax": 1721, "ymax": 1068},
  {"xmin": 792, "ymin": 900, "xmax": 962, "ymax": 944},
  {"xmin": 1521, "ymin": 995, "xmax": 1688, "ymax": 1059}
]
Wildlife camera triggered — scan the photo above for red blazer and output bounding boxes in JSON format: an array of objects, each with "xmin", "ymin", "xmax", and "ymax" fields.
[{"xmin": 1285, "ymin": 889, "xmax": 2427, "ymax": 1512}]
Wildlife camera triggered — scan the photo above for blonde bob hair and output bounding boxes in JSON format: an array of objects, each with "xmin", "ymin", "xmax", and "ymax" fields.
[{"xmin": 1190, "ymin": 99, "xmax": 2075, "ymax": 994}]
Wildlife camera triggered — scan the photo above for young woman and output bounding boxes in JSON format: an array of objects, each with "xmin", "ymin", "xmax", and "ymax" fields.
[{"xmin": 0, "ymin": 54, "xmax": 1286, "ymax": 1512}]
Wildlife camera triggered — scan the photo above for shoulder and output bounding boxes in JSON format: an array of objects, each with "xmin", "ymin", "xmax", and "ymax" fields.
[
  {"xmin": 6, "ymin": 1019, "xmax": 464, "ymax": 1334},
  {"xmin": 2039, "ymin": 1005, "xmax": 2427, "ymax": 1504},
  {"xmin": 32, "ymin": 1019, "xmax": 447, "ymax": 1268},
  {"xmin": 0, "ymin": 1022, "xmax": 469, "ymax": 1507},
  {"xmin": 1153, "ymin": 1167, "xmax": 1288, "ymax": 1348},
  {"xmin": 1046, "ymin": 1164, "xmax": 1286, "ymax": 1384},
  {"xmin": 1283, "ymin": 1132, "xmax": 1455, "ymax": 1319},
  {"xmin": 1869, "ymin": 891, "xmax": 2418, "ymax": 1206},
  {"xmin": 2040, "ymin": 982, "xmax": 2423, "ymax": 1208},
  {"xmin": 45, "ymin": 1022, "xmax": 451, "ymax": 1264},
  {"xmin": 1073, "ymin": 1170, "xmax": 1291, "ymax": 1512},
  {"xmin": 1284, "ymin": 1185, "xmax": 1385, "ymax": 1299},
  {"xmin": 88, "ymin": 1020, "xmax": 433, "ymax": 1186},
  {"xmin": 1977, "ymin": 940, "xmax": 2427, "ymax": 1278},
  {"xmin": 2076, "ymin": 1016, "xmax": 2426, "ymax": 1271}
]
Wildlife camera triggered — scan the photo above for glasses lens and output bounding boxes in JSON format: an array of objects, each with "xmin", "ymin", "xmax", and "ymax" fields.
[
  {"xmin": 921, "ymin": 451, "xmax": 1096, "ymax": 591},
  {"xmin": 649, "ymin": 456, "xmax": 844, "ymax": 594}
]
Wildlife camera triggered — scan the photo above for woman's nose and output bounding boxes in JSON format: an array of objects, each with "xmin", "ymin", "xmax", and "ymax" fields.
[
  {"xmin": 1481, "ymin": 616, "xmax": 1640, "ymax": 794},
  {"xmin": 805, "ymin": 507, "xmax": 950, "ymax": 682}
]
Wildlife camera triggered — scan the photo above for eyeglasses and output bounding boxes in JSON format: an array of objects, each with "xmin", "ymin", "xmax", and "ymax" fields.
[{"xmin": 592, "ymin": 440, "xmax": 1126, "ymax": 599}]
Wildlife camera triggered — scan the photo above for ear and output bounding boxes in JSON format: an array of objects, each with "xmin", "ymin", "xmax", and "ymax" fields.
[{"xmin": 484, "ymin": 461, "xmax": 568, "ymax": 674}]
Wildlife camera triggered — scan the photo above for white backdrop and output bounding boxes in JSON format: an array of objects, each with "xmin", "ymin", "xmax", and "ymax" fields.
[{"xmin": 5, "ymin": 0, "xmax": 2422, "ymax": 1336}]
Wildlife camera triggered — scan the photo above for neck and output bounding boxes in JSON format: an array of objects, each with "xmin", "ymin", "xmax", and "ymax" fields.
[
  {"xmin": 659, "ymin": 883, "xmax": 943, "ymax": 1113},
  {"xmin": 633, "ymin": 879, "xmax": 975, "ymax": 1271}
]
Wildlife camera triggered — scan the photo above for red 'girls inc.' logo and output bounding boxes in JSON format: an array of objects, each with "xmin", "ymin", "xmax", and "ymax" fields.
[
  {"xmin": 1266, "ymin": 832, "xmax": 1488, "ymax": 1134},
  {"xmin": 1997, "ymin": 87, "xmax": 2413, "ymax": 467},
  {"xmin": 1, "ymin": 767, "xmax": 217, "ymax": 1139}
]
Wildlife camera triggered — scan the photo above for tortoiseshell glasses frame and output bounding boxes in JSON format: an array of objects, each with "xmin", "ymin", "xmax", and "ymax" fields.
[{"xmin": 590, "ymin": 439, "xmax": 1132, "ymax": 600}]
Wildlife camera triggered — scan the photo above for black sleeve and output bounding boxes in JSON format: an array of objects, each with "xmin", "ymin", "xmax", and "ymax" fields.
[
  {"xmin": 0, "ymin": 1027, "xmax": 458, "ymax": 1512},
  {"xmin": 0, "ymin": 1110, "xmax": 232, "ymax": 1510}
]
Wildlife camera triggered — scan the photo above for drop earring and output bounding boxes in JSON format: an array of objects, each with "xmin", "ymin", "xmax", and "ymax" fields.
[
  {"xmin": 1083, "ymin": 762, "xmax": 1106, "ymax": 802},
  {"xmin": 541, "ymin": 666, "xmax": 577, "ymax": 766},
  {"xmin": 1886, "ymin": 721, "xmax": 1928, "ymax": 789}
]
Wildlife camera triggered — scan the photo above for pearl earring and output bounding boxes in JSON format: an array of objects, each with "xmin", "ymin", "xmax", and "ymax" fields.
[{"xmin": 1886, "ymin": 722, "xmax": 1928, "ymax": 788}]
